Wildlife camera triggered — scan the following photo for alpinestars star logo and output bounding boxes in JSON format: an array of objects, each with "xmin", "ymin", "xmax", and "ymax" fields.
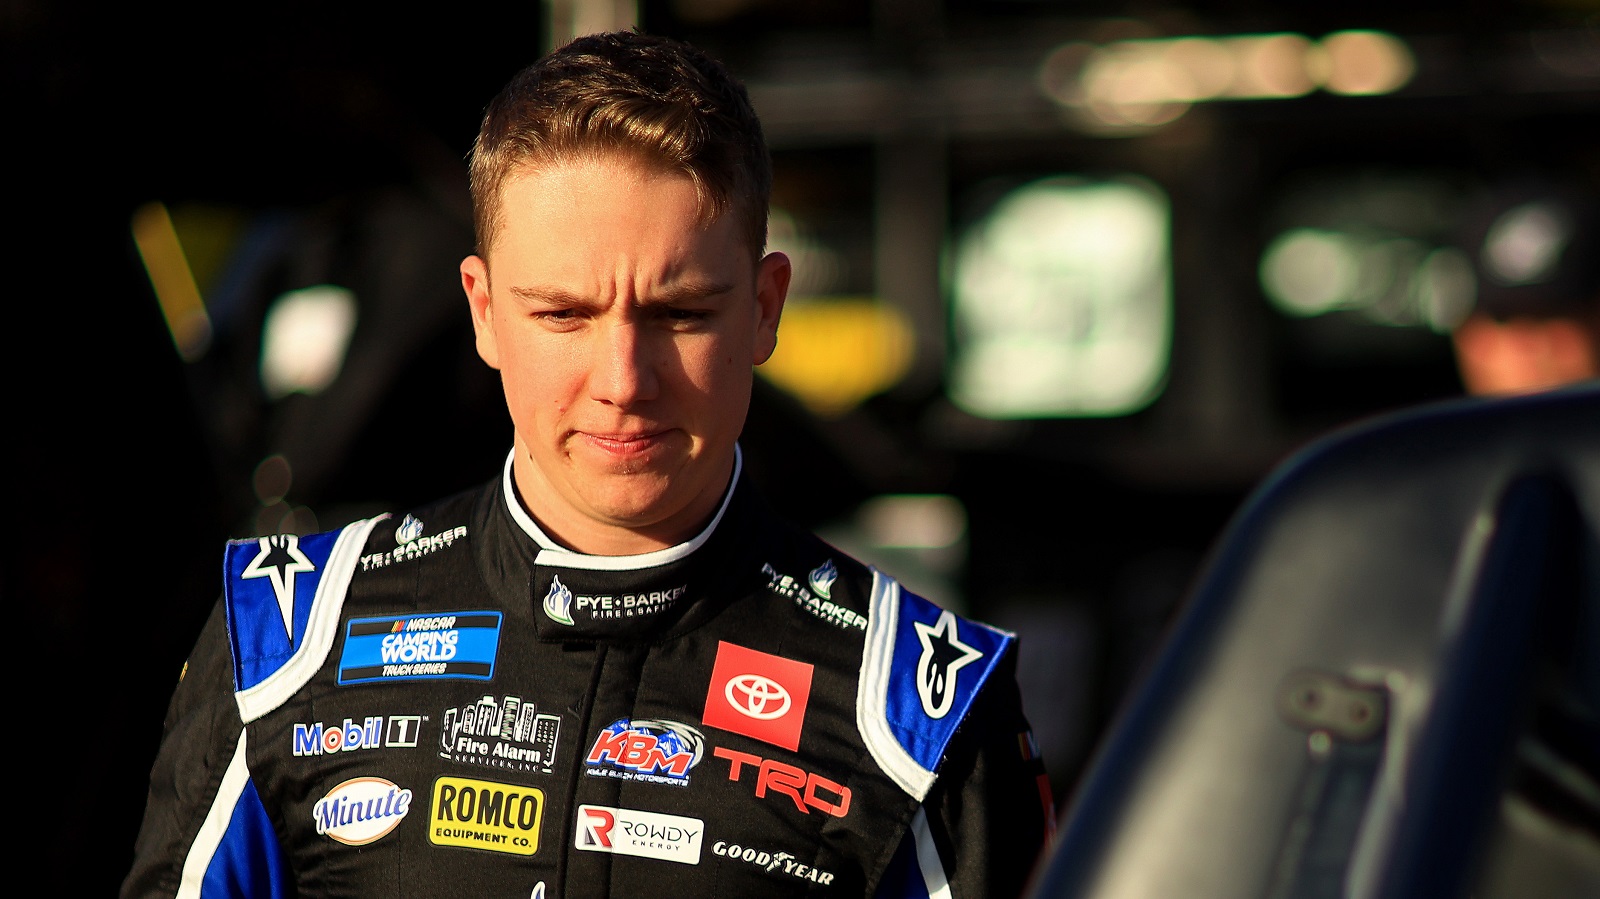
[
  {"xmin": 913, "ymin": 609, "xmax": 983, "ymax": 719},
  {"xmin": 241, "ymin": 534, "xmax": 316, "ymax": 640}
]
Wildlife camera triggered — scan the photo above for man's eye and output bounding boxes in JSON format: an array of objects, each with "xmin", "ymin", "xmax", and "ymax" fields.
[{"xmin": 664, "ymin": 308, "xmax": 712, "ymax": 324}]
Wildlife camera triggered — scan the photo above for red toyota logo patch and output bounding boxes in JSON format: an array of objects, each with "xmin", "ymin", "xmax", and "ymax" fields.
[{"xmin": 701, "ymin": 641, "xmax": 813, "ymax": 751}]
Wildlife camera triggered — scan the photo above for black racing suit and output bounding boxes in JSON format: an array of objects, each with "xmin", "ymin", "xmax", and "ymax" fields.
[{"xmin": 123, "ymin": 450, "xmax": 1054, "ymax": 898}]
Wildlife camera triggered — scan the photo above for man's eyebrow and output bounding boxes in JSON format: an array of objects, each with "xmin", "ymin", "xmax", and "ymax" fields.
[
  {"xmin": 507, "ymin": 281, "xmax": 738, "ymax": 305},
  {"xmin": 508, "ymin": 285, "xmax": 596, "ymax": 306},
  {"xmin": 643, "ymin": 281, "xmax": 738, "ymax": 305}
]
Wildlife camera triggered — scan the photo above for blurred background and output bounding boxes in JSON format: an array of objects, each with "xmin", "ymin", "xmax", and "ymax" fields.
[{"xmin": 8, "ymin": 0, "xmax": 1597, "ymax": 890}]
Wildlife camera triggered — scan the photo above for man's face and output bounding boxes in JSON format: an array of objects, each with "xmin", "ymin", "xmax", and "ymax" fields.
[{"xmin": 461, "ymin": 155, "xmax": 789, "ymax": 554}]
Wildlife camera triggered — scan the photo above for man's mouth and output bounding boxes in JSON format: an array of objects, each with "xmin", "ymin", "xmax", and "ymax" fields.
[{"xmin": 576, "ymin": 430, "xmax": 671, "ymax": 458}]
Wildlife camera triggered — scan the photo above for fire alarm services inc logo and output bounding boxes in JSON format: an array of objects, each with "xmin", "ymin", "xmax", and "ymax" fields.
[{"xmin": 701, "ymin": 641, "xmax": 813, "ymax": 751}]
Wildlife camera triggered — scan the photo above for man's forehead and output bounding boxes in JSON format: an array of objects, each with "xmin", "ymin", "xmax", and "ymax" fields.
[
  {"xmin": 482, "ymin": 160, "xmax": 756, "ymax": 285},
  {"xmin": 502, "ymin": 154, "xmax": 711, "ymax": 211},
  {"xmin": 485, "ymin": 158, "xmax": 754, "ymax": 271}
]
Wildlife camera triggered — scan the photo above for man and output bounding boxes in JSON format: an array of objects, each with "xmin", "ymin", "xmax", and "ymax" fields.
[{"xmin": 123, "ymin": 30, "xmax": 1053, "ymax": 898}]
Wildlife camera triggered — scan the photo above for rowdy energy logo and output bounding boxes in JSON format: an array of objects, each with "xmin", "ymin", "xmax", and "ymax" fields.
[
  {"xmin": 585, "ymin": 718, "xmax": 705, "ymax": 786},
  {"xmin": 429, "ymin": 776, "xmax": 543, "ymax": 856},
  {"xmin": 338, "ymin": 611, "xmax": 501, "ymax": 684},
  {"xmin": 293, "ymin": 715, "xmax": 423, "ymax": 756},
  {"xmin": 702, "ymin": 642, "xmax": 813, "ymax": 751},
  {"xmin": 312, "ymin": 776, "xmax": 413, "ymax": 845},
  {"xmin": 576, "ymin": 805, "xmax": 703, "ymax": 865},
  {"xmin": 440, "ymin": 695, "xmax": 561, "ymax": 774},
  {"xmin": 762, "ymin": 562, "xmax": 865, "ymax": 631}
]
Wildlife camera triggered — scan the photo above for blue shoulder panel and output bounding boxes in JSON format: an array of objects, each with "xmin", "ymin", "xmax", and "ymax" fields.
[
  {"xmin": 223, "ymin": 529, "xmax": 345, "ymax": 692},
  {"xmin": 884, "ymin": 589, "xmax": 1014, "ymax": 771}
]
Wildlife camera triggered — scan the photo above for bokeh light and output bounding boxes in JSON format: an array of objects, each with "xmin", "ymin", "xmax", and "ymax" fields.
[
  {"xmin": 259, "ymin": 285, "xmax": 359, "ymax": 400},
  {"xmin": 949, "ymin": 176, "xmax": 1171, "ymax": 418}
]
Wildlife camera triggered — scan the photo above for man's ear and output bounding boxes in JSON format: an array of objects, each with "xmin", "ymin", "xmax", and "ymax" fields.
[
  {"xmin": 752, "ymin": 251, "xmax": 791, "ymax": 365},
  {"xmin": 461, "ymin": 254, "xmax": 501, "ymax": 370}
]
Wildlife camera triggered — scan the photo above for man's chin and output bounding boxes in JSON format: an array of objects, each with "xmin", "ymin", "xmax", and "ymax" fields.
[{"xmin": 581, "ymin": 477, "xmax": 679, "ymax": 525}]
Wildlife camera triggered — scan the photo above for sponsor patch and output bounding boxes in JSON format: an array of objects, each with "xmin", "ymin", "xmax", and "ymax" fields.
[
  {"xmin": 913, "ymin": 609, "xmax": 984, "ymax": 719},
  {"xmin": 312, "ymin": 776, "xmax": 412, "ymax": 845},
  {"xmin": 807, "ymin": 559, "xmax": 837, "ymax": 599},
  {"xmin": 359, "ymin": 519, "xmax": 467, "ymax": 571},
  {"xmin": 585, "ymin": 718, "xmax": 705, "ymax": 786},
  {"xmin": 337, "ymin": 611, "xmax": 501, "ymax": 684},
  {"xmin": 440, "ymin": 695, "xmax": 561, "ymax": 774},
  {"xmin": 429, "ymin": 776, "xmax": 543, "ymax": 855},
  {"xmin": 712, "ymin": 747, "xmax": 851, "ymax": 818},
  {"xmin": 712, "ymin": 840, "xmax": 837, "ymax": 885},
  {"xmin": 396, "ymin": 514, "xmax": 425, "ymax": 544},
  {"xmin": 763, "ymin": 562, "xmax": 865, "ymax": 631},
  {"xmin": 882, "ymin": 589, "xmax": 1014, "ymax": 772},
  {"xmin": 543, "ymin": 575, "xmax": 689, "ymax": 625},
  {"xmin": 702, "ymin": 641, "xmax": 813, "ymax": 751},
  {"xmin": 293, "ymin": 715, "xmax": 423, "ymax": 756},
  {"xmin": 543, "ymin": 575, "xmax": 575, "ymax": 625},
  {"xmin": 226, "ymin": 527, "xmax": 345, "ymax": 689},
  {"xmin": 576, "ymin": 805, "xmax": 703, "ymax": 865},
  {"xmin": 240, "ymin": 534, "xmax": 316, "ymax": 641}
]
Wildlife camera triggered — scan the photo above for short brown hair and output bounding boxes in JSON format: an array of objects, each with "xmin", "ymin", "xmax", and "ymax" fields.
[{"xmin": 468, "ymin": 30, "xmax": 772, "ymax": 260}]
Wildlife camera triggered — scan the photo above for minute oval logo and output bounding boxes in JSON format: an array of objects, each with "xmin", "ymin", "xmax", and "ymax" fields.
[
  {"xmin": 725, "ymin": 675, "xmax": 791, "ymax": 720},
  {"xmin": 312, "ymin": 775, "xmax": 413, "ymax": 845}
]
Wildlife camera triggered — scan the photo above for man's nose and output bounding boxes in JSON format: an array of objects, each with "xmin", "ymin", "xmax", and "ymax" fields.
[{"xmin": 588, "ymin": 319, "xmax": 660, "ymax": 406}]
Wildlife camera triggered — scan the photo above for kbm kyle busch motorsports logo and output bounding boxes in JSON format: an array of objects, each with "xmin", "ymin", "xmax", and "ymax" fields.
[
  {"xmin": 440, "ymin": 695, "xmax": 561, "ymax": 774},
  {"xmin": 585, "ymin": 718, "xmax": 705, "ymax": 786}
]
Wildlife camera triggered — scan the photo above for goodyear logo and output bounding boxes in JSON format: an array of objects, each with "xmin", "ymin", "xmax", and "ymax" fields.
[{"xmin": 429, "ymin": 775, "xmax": 543, "ymax": 856}]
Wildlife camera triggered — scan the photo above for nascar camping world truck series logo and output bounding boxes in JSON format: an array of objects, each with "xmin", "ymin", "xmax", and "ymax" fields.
[{"xmin": 337, "ymin": 611, "xmax": 502, "ymax": 684}]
